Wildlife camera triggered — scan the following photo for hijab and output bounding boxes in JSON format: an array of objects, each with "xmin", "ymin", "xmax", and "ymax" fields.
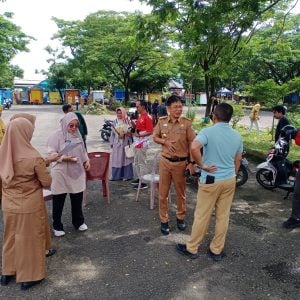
[
  {"xmin": 114, "ymin": 107, "xmax": 131, "ymax": 127},
  {"xmin": 10, "ymin": 113, "xmax": 36, "ymax": 125},
  {"xmin": 118, "ymin": 107, "xmax": 130, "ymax": 125},
  {"xmin": 0, "ymin": 118, "xmax": 41, "ymax": 184},
  {"xmin": 60, "ymin": 112, "xmax": 83, "ymax": 142},
  {"xmin": 48, "ymin": 112, "xmax": 87, "ymax": 179}
]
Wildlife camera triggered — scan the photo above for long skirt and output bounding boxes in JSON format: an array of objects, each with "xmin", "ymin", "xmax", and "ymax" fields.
[
  {"xmin": 111, "ymin": 143, "xmax": 133, "ymax": 180},
  {"xmin": 2, "ymin": 209, "xmax": 46, "ymax": 282}
]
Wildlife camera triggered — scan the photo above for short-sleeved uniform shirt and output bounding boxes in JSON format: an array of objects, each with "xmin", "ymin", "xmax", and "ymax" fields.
[
  {"xmin": 196, "ymin": 122, "xmax": 243, "ymax": 183},
  {"xmin": 154, "ymin": 116, "xmax": 195, "ymax": 158}
]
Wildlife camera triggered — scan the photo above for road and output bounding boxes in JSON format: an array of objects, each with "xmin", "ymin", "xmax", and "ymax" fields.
[
  {"xmin": 0, "ymin": 105, "xmax": 299, "ymax": 300},
  {"xmin": 1, "ymin": 104, "xmax": 276, "ymax": 155}
]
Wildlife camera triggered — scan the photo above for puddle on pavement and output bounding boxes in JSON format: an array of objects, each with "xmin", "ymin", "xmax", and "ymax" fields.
[{"xmin": 263, "ymin": 261, "xmax": 300, "ymax": 288}]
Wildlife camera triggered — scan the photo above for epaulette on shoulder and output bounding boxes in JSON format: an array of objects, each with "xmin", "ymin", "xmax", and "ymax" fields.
[
  {"xmin": 159, "ymin": 116, "xmax": 168, "ymax": 120},
  {"xmin": 181, "ymin": 116, "xmax": 191, "ymax": 121}
]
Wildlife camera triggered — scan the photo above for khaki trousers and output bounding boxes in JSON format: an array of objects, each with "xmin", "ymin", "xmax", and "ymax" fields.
[
  {"xmin": 159, "ymin": 157, "xmax": 187, "ymax": 223},
  {"xmin": 2, "ymin": 209, "xmax": 46, "ymax": 282},
  {"xmin": 187, "ymin": 177, "xmax": 236, "ymax": 254}
]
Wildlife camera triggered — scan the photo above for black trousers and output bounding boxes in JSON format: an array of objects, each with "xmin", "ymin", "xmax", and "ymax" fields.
[
  {"xmin": 292, "ymin": 169, "xmax": 300, "ymax": 219},
  {"xmin": 52, "ymin": 192, "xmax": 84, "ymax": 231}
]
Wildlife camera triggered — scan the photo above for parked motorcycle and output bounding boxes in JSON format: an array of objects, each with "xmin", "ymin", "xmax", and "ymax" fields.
[
  {"xmin": 100, "ymin": 119, "xmax": 113, "ymax": 142},
  {"xmin": 236, "ymin": 151, "xmax": 249, "ymax": 187},
  {"xmin": 186, "ymin": 151, "xmax": 249, "ymax": 187},
  {"xmin": 256, "ymin": 125, "xmax": 299, "ymax": 199},
  {"xmin": 3, "ymin": 99, "xmax": 11, "ymax": 110}
]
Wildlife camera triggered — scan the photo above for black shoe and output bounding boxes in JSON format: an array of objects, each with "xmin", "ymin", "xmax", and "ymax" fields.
[
  {"xmin": 0, "ymin": 275, "xmax": 15, "ymax": 286},
  {"xmin": 283, "ymin": 217, "xmax": 300, "ymax": 229},
  {"xmin": 161, "ymin": 222, "xmax": 170, "ymax": 235},
  {"xmin": 45, "ymin": 248, "xmax": 56, "ymax": 257},
  {"xmin": 133, "ymin": 183, "xmax": 148, "ymax": 190},
  {"xmin": 131, "ymin": 179, "xmax": 139, "ymax": 185},
  {"xmin": 176, "ymin": 243, "xmax": 198, "ymax": 259},
  {"xmin": 21, "ymin": 279, "xmax": 43, "ymax": 290},
  {"xmin": 207, "ymin": 249, "xmax": 226, "ymax": 262},
  {"xmin": 177, "ymin": 219, "xmax": 186, "ymax": 231}
]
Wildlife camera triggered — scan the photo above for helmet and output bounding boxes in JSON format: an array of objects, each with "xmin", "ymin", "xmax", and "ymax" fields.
[{"xmin": 279, "ymin": 125, "xmax": 298, "ymax": 140}]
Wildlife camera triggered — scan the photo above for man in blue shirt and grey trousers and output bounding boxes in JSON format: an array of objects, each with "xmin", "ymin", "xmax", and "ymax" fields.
[{"xmin": 176, "ymin": 103, "xmax": 243, "ymax": 261}]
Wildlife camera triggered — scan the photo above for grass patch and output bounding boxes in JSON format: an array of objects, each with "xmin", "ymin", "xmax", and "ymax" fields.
[{"xmin": 192, "ymin": 121, "xmax": 300, "ymax": 161}]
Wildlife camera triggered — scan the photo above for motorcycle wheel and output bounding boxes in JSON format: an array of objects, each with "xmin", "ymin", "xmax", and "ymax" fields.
[
  {"xmin": 236, "ymin": 164, "xmax": 248, "ymax": 187},
  {"xmin": 101, "ymin": 130, "xmax": 110, "ymax": 142},
  {"xmin": 256, "ymin": 168, "xmax": 276, "ymax": 190}
]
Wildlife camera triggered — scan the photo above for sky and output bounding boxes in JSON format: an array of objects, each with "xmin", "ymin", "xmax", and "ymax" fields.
[
  {"xmin": 0, "ymin": 0, "xmax": 299, "ymax": 81},
  {"xmin": 0, "ymin": 0, "xmax": 151, "ymax": 80}
]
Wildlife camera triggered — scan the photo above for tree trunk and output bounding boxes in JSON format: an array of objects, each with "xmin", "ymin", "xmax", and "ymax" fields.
[
  {"xmin": 204, "ymin": 79, "xmax": 211, "ymax": 117},
  {"xmin": 124, "ymin": 86, "xmax": 130, "ymax": 104},
  {"xmin": 59, "ymin": 89, "xmax": 64, "ymax": 103}
]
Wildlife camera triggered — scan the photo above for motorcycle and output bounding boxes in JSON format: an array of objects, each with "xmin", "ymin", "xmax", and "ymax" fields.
[
  {"xmin": 256, "ymin": 152, "xmax": 299, "ymax": 199},
  {"xmin": 256, "ymin": 125, "xmax": 299, "ymax": 199},
  {"xmin": 99, "ymin": 119, "xmax": 113, "ymax": 142},
  {"xmin": 3, "ymin": 99, "xmax": 11, "ymax": 110},
  {"xmin": 186, "ymin": 151, "xmax": 249, "ymax": 187},
  {"xmin": 236, "ymin": 151, "xmax": 249, "ymax": 187}
]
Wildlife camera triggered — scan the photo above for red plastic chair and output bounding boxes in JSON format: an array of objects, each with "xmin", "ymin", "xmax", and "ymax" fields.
[{"xmin": 84, "ymin": 152, "xmax": 111, "ymax": 205}]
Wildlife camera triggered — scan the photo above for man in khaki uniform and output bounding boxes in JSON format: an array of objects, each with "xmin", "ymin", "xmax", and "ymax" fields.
[{"xmin": 153, "ymin": 95, "xmax": 195, "ymax": 235}]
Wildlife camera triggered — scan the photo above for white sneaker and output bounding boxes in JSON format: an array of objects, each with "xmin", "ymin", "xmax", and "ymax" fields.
[
  {"xmin": 78, "ymin": 223, "xmax": 88, "ymax": 231},
  {"xmin": 53, "ymin": 229, "xmax": 65, "ymax": 237}
]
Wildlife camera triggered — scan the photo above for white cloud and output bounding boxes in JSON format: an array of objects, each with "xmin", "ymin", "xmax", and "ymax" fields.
[{"xmin": 0, "ymin": 0, "xmax": 151, "ymax": 79}]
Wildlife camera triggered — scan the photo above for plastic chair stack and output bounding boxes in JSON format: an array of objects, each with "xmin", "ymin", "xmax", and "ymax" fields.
[{"xmin": 84, "ymin": 152, "xmax": 110, "ymax": 205}]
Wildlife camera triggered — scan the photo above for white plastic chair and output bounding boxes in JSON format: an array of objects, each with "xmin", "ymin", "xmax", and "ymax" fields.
[{"xmin": 135, "ymin": 150, "xmax": 160, "ymax": 209}]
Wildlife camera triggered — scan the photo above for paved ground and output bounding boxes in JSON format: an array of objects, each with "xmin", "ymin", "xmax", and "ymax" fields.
[{"xmin": 0, "ymin": 105, "xmax": 299, "ymax": 299}]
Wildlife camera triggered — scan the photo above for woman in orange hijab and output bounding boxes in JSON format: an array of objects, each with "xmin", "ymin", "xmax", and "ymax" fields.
[{"xmin": 0, "ymin": 117, "xmax": 55, "ymax": 290}]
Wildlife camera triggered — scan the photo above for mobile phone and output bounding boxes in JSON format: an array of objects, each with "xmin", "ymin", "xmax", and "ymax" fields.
[{"xmin": 206, "ymin": 175, "xmax": 215, "ymax": 184}]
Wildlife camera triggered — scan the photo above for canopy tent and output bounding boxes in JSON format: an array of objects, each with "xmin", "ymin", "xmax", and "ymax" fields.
[{"xmin": 217, "ymin": 88, "xmax": 233, "ymax": 95}]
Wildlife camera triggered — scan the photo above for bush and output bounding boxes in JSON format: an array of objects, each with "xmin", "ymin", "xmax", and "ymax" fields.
[
  {"xmin": 185, "ymin": 105, "xmax": 197, "ymax": 122},
  {"xmin": 81, "ymin": 102, "xmax": 108, "ymax": 115},
  {"xmin": 231, "ymin": 103, "xmax": 245, "ymax": 128}
]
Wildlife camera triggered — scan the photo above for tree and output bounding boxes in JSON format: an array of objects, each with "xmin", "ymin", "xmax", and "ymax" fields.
[
  {"xmin": 232, "ymin": 12, "xmax": 300, "ymax": 88},
  {"xmin": 52, "ymin": 11, "xmax": 172, "ymax": 103},
  {"xmin": 0, "ymin": 12, "xmax": 31, "ymax": 86},
  {"xmin": 139, "ymin": 0, "xmax": 294, "ymax": 116}
]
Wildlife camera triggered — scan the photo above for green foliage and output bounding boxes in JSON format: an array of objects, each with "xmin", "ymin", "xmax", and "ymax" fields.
[
  {"xmin": 238, "ymin": 126, "xmax": 299, "ymax": 161},
  {"xmin": 231, "ymin": 103, "xmax": 245, "ymax": 128},
  {"xmin": 288, "ymin": 112, "xmax": 300, "ymax": 129},
  {"xmin": 192, "ymin": 117, "xmax": 212, "ymax": 133},
  {"xmin": 229, "ymin": 12, "xmax": 300, "ymax": 95},
  {"xmin": 81, "ymin": 102, "xmax": 108, "ymax": 115},
  {"xmin": 0, "ymin": 13, "xmax": 31, "ymax": 85},
  {"xmin": 185, "ymin": 104, "xmax": 197, "ymax": 121},
  {"xmin": 52, "ymin": 11, "xmax": 172, "ymax": 102},
  {"xmin": 246, "ymin": 79, "xmax": 288, "ymax": 107}
]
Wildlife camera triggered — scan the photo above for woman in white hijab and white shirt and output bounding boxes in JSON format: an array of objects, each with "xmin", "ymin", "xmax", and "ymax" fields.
[{"xmin": 47, "ymin": 112, "xmax": 90, "ymax": 237}]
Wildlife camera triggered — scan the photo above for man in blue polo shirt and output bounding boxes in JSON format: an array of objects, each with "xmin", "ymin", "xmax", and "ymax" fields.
[{"xmin": 176, "ymin": 103, "xmax": 243, "ymax": 261}]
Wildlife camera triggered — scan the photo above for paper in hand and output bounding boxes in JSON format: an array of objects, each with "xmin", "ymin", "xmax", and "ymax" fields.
[{"xmin": 58, "ymin": 141, "xmax": 81, "ymax": 155}]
